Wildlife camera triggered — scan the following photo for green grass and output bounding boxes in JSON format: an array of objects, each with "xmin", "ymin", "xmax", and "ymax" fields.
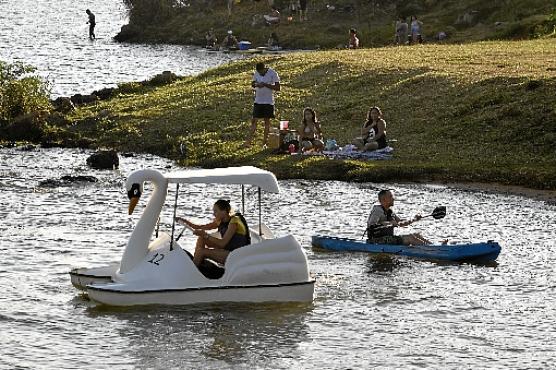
[
  {"xmin": 56, "ymin": 38, "xmax": 556, "ymax": 189},
  {"xmin": 117, "ymin": 0, "xmax": 556, "ymax": 48}
]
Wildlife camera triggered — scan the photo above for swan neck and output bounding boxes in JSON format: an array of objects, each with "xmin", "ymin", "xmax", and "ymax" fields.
[{"xmin": 119, "ymin": 170, "xmax": 168, "ymax": 274}]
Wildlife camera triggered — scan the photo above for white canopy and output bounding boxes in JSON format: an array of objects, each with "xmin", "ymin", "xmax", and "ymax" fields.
[{"xmin": 167, "ymin": 166, "xmax": 280, "ymax": 193}]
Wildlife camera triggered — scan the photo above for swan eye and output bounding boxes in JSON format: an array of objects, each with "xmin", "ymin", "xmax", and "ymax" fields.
[{"xmin": 127, "ymin": 183, "xmax": 141, "ymax": 199}]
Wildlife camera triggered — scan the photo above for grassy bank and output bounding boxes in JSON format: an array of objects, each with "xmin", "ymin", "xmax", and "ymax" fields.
[
  {"xmin": 116, "ymin": 0, "xmax": 556, "ymax": 49},
  {"xmin": 46, "ymin": 39, "xmax": 556, "ymax": 189}
]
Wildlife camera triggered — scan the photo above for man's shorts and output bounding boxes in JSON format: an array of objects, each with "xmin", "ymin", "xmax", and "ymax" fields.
[
  {"xmin": 367, "ymin": 235, "xmax": 404, "ymax": 245},
  {"xmin": 253, "ymin": 103, "xmax": 275, "ymax": 119}
]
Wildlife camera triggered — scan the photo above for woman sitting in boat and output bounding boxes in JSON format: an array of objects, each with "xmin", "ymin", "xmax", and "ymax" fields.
[
  {"xmin": 353, "ymin": 106, "xmax": 388, "ymax": 152},
  {"xmin": 367, "ymin": 190, "xmax": 435, "ymax": 246},
  {"xmin": 297, "ymin": 107, "xmax": 324, "ymax": 152},
  {"xmin": 176, "ymin": 199, "xmax": 250, "ymax": 267}
]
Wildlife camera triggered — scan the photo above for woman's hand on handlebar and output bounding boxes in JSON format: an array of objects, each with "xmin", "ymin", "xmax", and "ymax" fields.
[{"xmin": 193, "ymin": 229, "xmax": 207, "ymax": 238}]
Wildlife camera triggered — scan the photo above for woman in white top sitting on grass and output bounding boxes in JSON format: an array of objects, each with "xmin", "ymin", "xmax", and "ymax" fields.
[{"xmin": 297, "ymin": 107, "xmax": 324, "ymax": 152}]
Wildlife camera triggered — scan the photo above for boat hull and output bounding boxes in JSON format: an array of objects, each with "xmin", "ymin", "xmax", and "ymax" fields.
[
  {"xmin": 69, "ymin": 263, "xmax": 119, "ymax": 290},
  {"xmin": 87, "ymin": 281, "xmax": 315, "ymax": 307},
  {"xmin": 312, "ymin": 235, "xmax": 501, "ymax": 263}
]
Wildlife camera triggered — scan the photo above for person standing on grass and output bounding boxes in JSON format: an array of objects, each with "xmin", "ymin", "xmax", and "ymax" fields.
[
  {"xmin": 410, "ymin": 15, "xmax": 424, "ymax": 44},
  {"xmin": 395, "ymin": 16, "xmax": 409, "ymax": 45},
  {"xmin": 299, "ymin": 0, "xmax": 308, "ymax": 21},
  {"xmin": 245, "ymin": 62, "xmax": 281, "ymax": 147},
  {"xmin": 86, "ymin": 9, "xmax": 96, "ymax": 40}
]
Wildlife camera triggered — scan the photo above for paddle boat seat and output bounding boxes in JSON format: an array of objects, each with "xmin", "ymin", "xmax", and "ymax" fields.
[{"xmin": 197, "ymin": 223, "xmax": 277, "ymax": 279}]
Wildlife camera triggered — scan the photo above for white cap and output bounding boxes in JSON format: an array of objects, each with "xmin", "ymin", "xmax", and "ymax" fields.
[{"xmin": 228, "ymin": 30, "xmax": 233, "ymax": 34}]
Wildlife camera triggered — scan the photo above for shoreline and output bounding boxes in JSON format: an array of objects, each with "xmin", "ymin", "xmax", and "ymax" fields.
[
  {"xmin": 2, "ymin": 142, "xmax": 555, "ymax": 205},
  {"xmin": 115, "ymin": 0, "xmax": 555, "ymax": 50},
  {"xmin": 442, "ymin": 182, "xmax": 556, "ymax": 205},
  {"xmin": 3, "ymin": 40, "xmax": 556, "ymax": 196}
]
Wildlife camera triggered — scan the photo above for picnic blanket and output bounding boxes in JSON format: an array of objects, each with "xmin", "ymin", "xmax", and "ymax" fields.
[{"xmin": 299, "ymin": 145, "xmax": 394, "ymax": 160}]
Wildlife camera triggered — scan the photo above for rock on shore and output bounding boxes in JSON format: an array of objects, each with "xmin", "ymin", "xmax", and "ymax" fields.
[{"xmin": 86, "ymin": 150, "xmax": 119, "ymax": 170}]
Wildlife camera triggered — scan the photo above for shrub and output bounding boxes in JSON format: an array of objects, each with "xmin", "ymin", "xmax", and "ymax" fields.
[
  {"xmin": 0, "ymin": 61, "xmax": 51, "ymax": 126},
  {"xmin": 538, "ymin": 9, "xmax": 556, "ymax": 36},
  {"xmin": 125, "ymin": 0, "xmax": 176, "ymax": 25}
]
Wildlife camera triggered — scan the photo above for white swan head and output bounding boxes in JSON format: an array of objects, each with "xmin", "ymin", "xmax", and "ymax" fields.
[{"xmin": 125, "ymin": 169, "xmax": 167, "ymax": 216}]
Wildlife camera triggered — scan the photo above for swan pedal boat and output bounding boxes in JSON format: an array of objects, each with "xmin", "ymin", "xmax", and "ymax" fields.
[{"xmin": 69, "ymin": 166, "xmax": 314, "ymax": 306}]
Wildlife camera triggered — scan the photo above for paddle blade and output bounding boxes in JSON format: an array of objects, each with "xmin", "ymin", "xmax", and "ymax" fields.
[{"xmin": 432, "ymin": 206, "xmax": 446, "ymax": 219}]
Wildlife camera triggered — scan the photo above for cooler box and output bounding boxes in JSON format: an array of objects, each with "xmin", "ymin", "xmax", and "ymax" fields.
[{"xmin": 238, "ymin": 41, "xmax": 252, "ymax": 50}]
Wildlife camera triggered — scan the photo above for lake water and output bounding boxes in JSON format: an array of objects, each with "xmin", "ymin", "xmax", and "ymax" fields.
[
  {"xmin": 1, "ymin": 147, "xmax": 555, "ymax": 369},
  {"xmin": 2, "ymin": 0, "xmax": 556, "ymax": 368},
  {"xmin": 0, "ymin": 0, "xmax": 236, "ymax": 97}
]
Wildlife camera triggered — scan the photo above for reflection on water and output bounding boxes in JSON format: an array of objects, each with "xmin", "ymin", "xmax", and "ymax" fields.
[
  {"xmin": 0, "ymin": 0, "xmax": 237, "ymax": 96},
  {"xmin": 86, "ymin": 303, "xmax": 311, "ymax": 368},
  {"xmin": 1, "ymin": 147, "xmax": 556, "ymax": 369},
  {"xmin": 365, "ymin": 254, "xmax": 403, "ymax": 273}
]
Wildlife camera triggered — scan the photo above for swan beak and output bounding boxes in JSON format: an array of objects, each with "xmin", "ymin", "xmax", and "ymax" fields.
[{"xmin": 128, "ymin": 196, "xmax": 140, "ymax": 215}]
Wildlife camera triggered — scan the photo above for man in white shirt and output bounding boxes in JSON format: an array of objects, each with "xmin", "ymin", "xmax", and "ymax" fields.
[{"xmin": 245, "ymin": 62, "xmax": 281, "ymax": 147}]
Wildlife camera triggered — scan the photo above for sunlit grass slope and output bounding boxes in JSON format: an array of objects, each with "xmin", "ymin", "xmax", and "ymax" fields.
[{"xmin": 63, "ymin": 39, "xmax": 556, "ymax": 189}]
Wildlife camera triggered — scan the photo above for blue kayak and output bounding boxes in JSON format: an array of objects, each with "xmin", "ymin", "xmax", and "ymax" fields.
[{"xmin": 312, "ymin": 235, "xmax": 501, "ymax": 263}]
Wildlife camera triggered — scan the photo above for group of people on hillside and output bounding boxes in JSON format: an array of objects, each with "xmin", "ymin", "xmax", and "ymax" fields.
[
  {"xmin": 346, "ymin": 15, "xmax": 424, "ymax": 50},
  {"xmin": 348, "ymin": 16, "xmax": 425, "ymax": 48},
  {"xmin": 205, "ymin": 29, "xmax": 242, "ymax": 49},
  {"xmin": 171, "ymin": 57, "xmax": 437, "ymax": 269},
  {"xmin": 205, "ymin": 29, "xmax": 280, "ymax": 50},
  {"xmin": 395, "ymin": 15, "xmax": 424, "ymax": 45},
  {"xmin": 244, "ymin": 62, "xmax": 390, "ymax": 153},
  {"xmin": 86, "ymin": 5, "xmax": 425, "ymax": 49}
]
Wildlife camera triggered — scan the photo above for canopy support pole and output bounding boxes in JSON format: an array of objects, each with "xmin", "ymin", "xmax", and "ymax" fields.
[
  {"xmin": 155, "ymin": 217, "xmax": 160, "ymax": 238},
  {"xmin": 241, "ymin": 185, "xmax": 245, "ymax": 214},
  {"xmin": 258, "ymin": 187, "xmax": 262, "ymax": 236},
  {"xmin": 170, "ymin": 183, "xmax": 180, "ymax": 251}
]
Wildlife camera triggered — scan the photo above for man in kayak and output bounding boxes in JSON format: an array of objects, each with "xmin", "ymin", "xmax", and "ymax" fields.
[{"xmin": 366, "ymin": 190, "xmax": 432, "ymax": 246}]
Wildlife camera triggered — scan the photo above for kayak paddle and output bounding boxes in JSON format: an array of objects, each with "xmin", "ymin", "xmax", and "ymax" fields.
[{"xmin": 418, "ymin": 206, "xmax": 446, "ymax": 220}]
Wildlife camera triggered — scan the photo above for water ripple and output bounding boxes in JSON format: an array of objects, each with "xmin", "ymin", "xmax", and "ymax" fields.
[
  {"xmin": 0, "ymin": 0, "xmax": 238, "ymax": 97},
  {"xmin": 1, "ymin": 146, "xmax": 556, "ymax": 369}
]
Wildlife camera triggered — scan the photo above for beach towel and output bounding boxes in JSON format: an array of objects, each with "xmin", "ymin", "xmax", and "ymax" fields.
[{"xmin": 298, "ymin": 145, "xmax": 394, "ymax": 160}]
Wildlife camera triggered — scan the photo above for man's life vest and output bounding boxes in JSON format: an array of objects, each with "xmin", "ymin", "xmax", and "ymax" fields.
[{"xmin": 366, "ymin": 206, "xmax": 395, "ymax": 238}]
